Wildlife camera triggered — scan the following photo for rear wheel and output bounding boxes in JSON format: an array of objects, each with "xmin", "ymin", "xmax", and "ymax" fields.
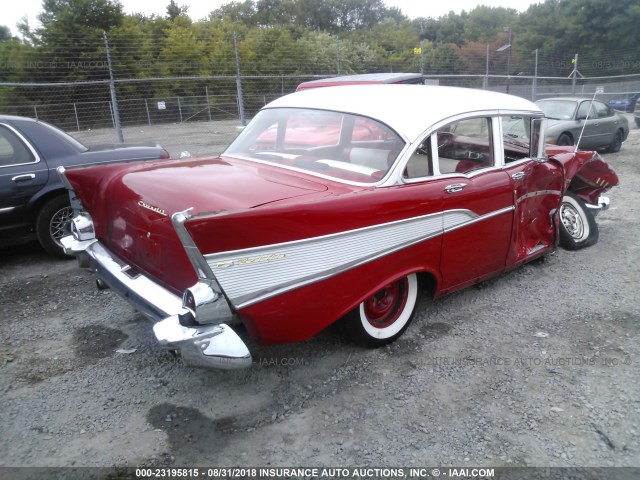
[
  {"xmin": 607, "ymin": 130, "xmax": 623, "ymax": 153},
  {"xmin": 559, "ymin": 192, "xmax": 598, "ymax": 250},
  {"xmin": 35, "ymin": 195, "xmax": 74, "ymax": 258},
  {"xmin": 557, "ymin": 133, "xmax": 573, "ymax": 146},
  {"xmin": 345, "ymin": 273, "xmax": 420, "ymax": 347}
]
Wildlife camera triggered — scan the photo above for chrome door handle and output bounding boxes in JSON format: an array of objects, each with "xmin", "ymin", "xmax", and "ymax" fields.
[
  {"xmin": 511, "ymin": 172, "xmax": 525, "ymax": 180},
  {"xmin": 445, "ymin": 183, "xmax": 467, "ymax": 193},
  {"xmin": 12, "ymin": 174, "xmax": 36, "ymax": 182}
]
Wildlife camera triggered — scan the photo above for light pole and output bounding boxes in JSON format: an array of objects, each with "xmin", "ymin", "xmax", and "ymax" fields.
[{"xmin": 496, "ymin": 27, "xmax": 512, "ymax": 93}]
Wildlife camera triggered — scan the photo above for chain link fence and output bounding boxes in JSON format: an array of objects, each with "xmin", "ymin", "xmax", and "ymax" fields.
[{"xmin": 1, "ymin": 33, "xmax": 639, "ymax": 156}]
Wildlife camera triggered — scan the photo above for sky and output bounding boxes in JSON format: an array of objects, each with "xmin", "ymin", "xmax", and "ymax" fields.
[{"xmin": 3, "ymin": 0, "xmax": 540, "ymax": 35}]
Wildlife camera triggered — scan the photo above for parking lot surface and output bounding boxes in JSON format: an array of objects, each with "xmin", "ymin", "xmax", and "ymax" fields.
[{"xmin": 1, "ymin": 124, "xmax": 639, "ymax": 472}]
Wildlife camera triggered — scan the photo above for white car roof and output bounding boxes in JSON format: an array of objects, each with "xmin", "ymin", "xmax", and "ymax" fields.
[{"xmin": 265, "ymin": 85, "xmax": 542, "ymax": 143}]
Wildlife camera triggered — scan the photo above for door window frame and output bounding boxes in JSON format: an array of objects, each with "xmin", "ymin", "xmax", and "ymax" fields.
[{"xmin": 0, "ymin": 123, "xmax": 41, "ymax": 169}]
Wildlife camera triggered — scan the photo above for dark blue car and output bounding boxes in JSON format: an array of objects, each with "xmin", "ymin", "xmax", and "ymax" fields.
[
  {"xmin": 0, "ymin": 115, "xmax": 169, "ymax": 256},
  {"xmin": 609, "ymin": 93, "xmax": 639, "ymax": 113}
]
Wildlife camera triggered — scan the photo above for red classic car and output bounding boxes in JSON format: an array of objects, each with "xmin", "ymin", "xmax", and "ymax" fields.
[{"xmin": 58, "ymin": 85, "xmax": 618, "ymax": 369}]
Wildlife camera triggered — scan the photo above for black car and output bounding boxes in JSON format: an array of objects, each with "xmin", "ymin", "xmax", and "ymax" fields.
[{"xmin": 0, "ymin": 115, "xmax": 169, "ymax": 257}]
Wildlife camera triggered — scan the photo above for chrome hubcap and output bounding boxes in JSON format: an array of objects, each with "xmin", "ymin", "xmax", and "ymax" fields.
[
  {"xmin": 560, "ymin": 202, "xmax": 584, "ymax": 239},
  {"xmin": 50, "ymin": 206, "xmax": 74, "ymax": 246}
]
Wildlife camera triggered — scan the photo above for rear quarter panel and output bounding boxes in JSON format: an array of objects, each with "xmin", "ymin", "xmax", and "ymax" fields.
[{"xmin": 185, "ymin": 185, "xmax": 445, "ymax": 344}]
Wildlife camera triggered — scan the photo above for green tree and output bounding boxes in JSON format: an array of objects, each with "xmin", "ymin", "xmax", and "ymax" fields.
[
  {"xmin": 514, "ymin": 0, "xmax": 640, "ymax": 75},
  {"xmin": 463, "ymin": 7, "xmax": 518, "ymax": 43},
  {"xmin": 210, "ymin": 0, "xmax": 257, "ymax": 26},
  {"xmin": 33, "ymin": 0, "xmax": 125, "ymax": 81},
  {"xmin": 0, "ymin": 26, "xmax": 16, "ymax": 42},
  {"xmin": 437, "ymin": 12, "xmax": 468, "ymax": 46},
  {"xmin": 426, "ymin": 43, "xmax": 467, "ymax": 74},
  {"xmin": 158, "ymin": 20, "xmax": 208, "ymax": 79},
  {"xmin": 166, "ymin": 0, "xmax": 189, "ymax": 21}
]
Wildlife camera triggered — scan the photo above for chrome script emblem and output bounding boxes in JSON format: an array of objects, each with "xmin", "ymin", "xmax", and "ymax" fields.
[
  {"xmin": 215, "ymin": 253, "xmax": 287, "ymax": 269},
  {"xmin": 138, "ymin": 200, "xmax": 167, "ymax": 216}
]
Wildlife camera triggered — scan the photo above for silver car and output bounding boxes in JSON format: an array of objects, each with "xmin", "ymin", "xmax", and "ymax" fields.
[{"xmin": 536, "ymin": 97, "xmax": 629, "ymax": 152}]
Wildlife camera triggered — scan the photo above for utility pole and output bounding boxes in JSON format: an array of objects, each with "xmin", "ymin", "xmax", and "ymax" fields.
[
  {"xmin": 233, "ymin": 31, "xmax": 246, "ymax": 126},
  {"xmin": 532, "ymin": 48, "xmax": 538, "ymax": 101},
  {"xmin": 571, "ymin": 54, "xmax": 579, "ymax": 94},
  {"xmin": 104, "ymin": 31, "xmax": 123, "ymax": 143}
]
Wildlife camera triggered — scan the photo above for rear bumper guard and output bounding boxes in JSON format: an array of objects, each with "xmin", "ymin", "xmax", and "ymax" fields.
[
  {"xmin": 585, "ymin": 195, "xmax": 610, "ymax": 216},
  {"xmin": 60, "ymin": 235, "xmax": 252, "ymax": 370}
]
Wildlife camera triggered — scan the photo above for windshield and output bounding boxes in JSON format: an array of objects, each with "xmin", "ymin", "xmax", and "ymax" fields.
[
  {"xmin": 224, "ymin": 108, "xmax": 404, "ymax": 184},
  {"xmin": 536, "ymin": 100, "xmax": 578, "ymax": 120}
]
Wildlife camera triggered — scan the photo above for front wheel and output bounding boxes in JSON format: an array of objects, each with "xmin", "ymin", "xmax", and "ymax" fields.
[
  {"xmin": 35, "ymin": 195, "xmax": 74, "ymax": 258},
  {"xmin": 559, "ymin": 192, "xmax": 599, "ymax": 250},
  {"xmin": 345, "ymin": 273, "xmax": 420, "ymax": 347}
]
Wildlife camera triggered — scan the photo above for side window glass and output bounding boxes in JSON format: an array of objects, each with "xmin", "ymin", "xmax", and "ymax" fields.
[
  {"xmin": 0, "ymin": 125, "xmax": 36, "ymax": 167},
  {"xmin": 593, "ymin": 101, "xmax": 610, "ymax": 118},
  {"xmin": 436, "ymin": 117, "xmax": 493, "ymax": 174},
  {"xmin": 502, "ymin": 115, "xmax": 532, "ymax": 163},
  {"xmin": 577, "ymin": 102, "xmax": 590, "ymax": 119},
  {"xmin": 404, "ymin": 136, "xmax": 432, "ymax": 179}
]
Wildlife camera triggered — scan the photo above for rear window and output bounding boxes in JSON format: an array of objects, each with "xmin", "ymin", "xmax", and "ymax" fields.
[{"xmin": 225, "ymin": 108, "xmax": 405, "ymax": 184}]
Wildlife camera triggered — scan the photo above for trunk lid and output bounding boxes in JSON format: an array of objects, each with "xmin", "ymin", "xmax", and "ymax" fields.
[{"xmin": 64, "ymin": 156, "xmax": 329, "ymax": 293}]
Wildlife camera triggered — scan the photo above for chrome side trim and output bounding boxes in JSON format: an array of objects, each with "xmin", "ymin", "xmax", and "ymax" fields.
[
  {"xmin": 443, "ymin": 206, "xmax": 512, "ymax": 233},
  {"xmin": 0, "ymin": 206, "xmax": 16, "ymax": 213},
  {"xmin": 206, "ymin": 207, "xmax": 508, "ymax": 309},
  {"xmin": 57, "ymin": 166, "xmax": 74, "ymax": 190},
  {"xmin": 171, "ymin": 209, "xmax": 234, "ymax": 324},
  {"xmin": 172, "ymin": 209, "xmax": 216, "ymax": 280},
  {"xmin": 516, "ymin": 189, "xmax": 562, "ymax": 204}
]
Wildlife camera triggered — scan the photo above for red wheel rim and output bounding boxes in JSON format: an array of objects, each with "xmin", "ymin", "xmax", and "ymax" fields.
[{"xmin": 363, "ymin": 278, "xmax": 409, "ymax": 329}]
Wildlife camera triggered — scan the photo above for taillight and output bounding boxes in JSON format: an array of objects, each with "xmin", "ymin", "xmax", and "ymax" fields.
[
  {"xmin": 70, "ymin": 213, "xmax": 95, "ymax": 241},
  {"xmin": 178, "ymin": 282, "xmax": 227, "ymax": 327},
  {"xmin": 159, "ymin": 149, "xmax": 170, "ymax": 159}
]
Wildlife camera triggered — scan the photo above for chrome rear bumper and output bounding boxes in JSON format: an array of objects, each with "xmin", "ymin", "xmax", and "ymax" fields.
[{"xmin": 60, "ymin": 235, "xmax": 252, "ymax": 370}]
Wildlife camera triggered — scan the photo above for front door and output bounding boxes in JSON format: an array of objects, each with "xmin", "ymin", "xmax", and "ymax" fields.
[
  {"xmin": 503, "ymin": 159, "xmax": 563, "ymax": 265},
  {"xmin": 432, "ymin": 116, "xmax": 514, "ymax": 291}
]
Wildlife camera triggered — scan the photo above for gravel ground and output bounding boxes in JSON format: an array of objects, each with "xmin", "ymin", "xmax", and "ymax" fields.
[{"xmin": 1, "ymin": 125, "xmax": 639, "ymax": 477}]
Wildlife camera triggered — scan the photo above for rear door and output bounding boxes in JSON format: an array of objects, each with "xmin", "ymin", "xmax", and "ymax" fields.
[
  {"xmin": 591, "ymin": 101, "xmax": 622, "ymax": 146},
  {"xmin": 0, "ymin": 124, "xmax": 49, "ymax": 235}
]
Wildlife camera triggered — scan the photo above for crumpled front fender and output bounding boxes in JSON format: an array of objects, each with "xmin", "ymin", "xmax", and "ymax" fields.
[{"xmin": 546, "ymin": 146, "xmax": 619, "ymax": 196}]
